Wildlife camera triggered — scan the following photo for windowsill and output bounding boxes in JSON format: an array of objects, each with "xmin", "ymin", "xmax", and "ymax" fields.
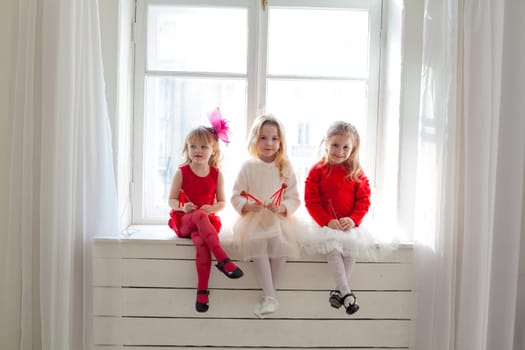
[
  {"xmin": 93, "ymin": 224, "xmax": 414, "ymax": 248},
  {"xmin": 94, "ymin": 225, "xmax": 178, "ymax": 241}
]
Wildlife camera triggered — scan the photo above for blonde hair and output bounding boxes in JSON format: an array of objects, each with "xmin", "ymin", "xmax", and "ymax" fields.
[
  {"xmin": 247, "ymin": 114, "xmax": 291, "ymax": 180},
  {"xmin": 181, "ymin": 126, "xmax": 221, "ymax": 167},
  {"xmin": 321, "ymin": 121, "xmax": 363, "ymax": 181}
]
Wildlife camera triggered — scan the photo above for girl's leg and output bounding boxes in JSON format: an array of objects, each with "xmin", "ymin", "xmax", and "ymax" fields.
[
  {"xmin": 341, "ymin": 255, "xmax": 358, "ymax": 309},
  {"xmin": 327, "ymin": 250, "xmax": 351, "ymax": 296},
  {"xmin": 180, "ymin": 210, "xmax": 238, "ymax": 273},
  {"xmin": 327, "ymin": 251, "xmax": 359, "ymax": 313},
  {"xmin": 252, "ymin": 255, "xmax": 280, "ymax": 318},
  {"xmin": 268, "ymin": 236, "xmax": 287, "ymax": 289},
  {"xmin": 270, "ymin": 256, "xmax": 286, "ymax": 289},
  {"xmin": 343, "ymin": 255, "xmax": 357, "ymax": 283},
  {"xmin": 253, "ymin": 257, "xmax": 275, "ymax": 298},
  {"xmin": 191, "ymin": 232, "xmax": 211, "ymax": 308},
  {"xmin": 191, "ymin": 232, "xmax": 212, "ymax": 291}
]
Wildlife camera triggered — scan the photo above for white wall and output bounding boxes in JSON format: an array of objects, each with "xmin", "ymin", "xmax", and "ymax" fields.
[{"xmin": 0, "ymin": 0, "xmax": 17, "ymax": 309}]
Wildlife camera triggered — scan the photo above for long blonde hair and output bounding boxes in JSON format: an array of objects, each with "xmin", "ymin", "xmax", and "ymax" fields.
[
  {"xmin": 181, "ymin": 126, "xmax": 221, "ymax": 167},
  {"xmin": 247, "ymin": 114, "xmax": 291, "ymax": 180},
  {"xmin": 321, "ymin": 121, "xmax": 363, "ymax": 181}
]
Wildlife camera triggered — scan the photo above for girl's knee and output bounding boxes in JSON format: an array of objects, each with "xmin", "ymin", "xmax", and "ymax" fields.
[{"xmin": 192, "ymin": 209, "xmax": 209, "ymax": 222}]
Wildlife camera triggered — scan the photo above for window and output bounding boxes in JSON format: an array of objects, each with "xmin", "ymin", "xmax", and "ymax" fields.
[{"xmin": 132, "ymin": 0, "xmax": 382, "ymax": 225}]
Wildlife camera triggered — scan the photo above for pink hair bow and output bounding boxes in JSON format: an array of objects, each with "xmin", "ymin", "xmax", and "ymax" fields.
[{"xmin": 208, "ymin": 107, "xmax": 230, "ymax": 144}]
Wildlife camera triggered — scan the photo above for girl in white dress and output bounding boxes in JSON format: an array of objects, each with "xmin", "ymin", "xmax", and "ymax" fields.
[{"xmin": 231, "ymin": 114, "xmax": 301, "ymax": 318}]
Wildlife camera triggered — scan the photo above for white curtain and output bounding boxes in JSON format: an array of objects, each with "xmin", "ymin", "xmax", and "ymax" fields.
[
  {"xmin": 413, "ymin": 0, "xmax": 525, "ymax": 349},
  {"xmin": 0, "ymin": 0, "xmax": 119, "ymax": 349}
]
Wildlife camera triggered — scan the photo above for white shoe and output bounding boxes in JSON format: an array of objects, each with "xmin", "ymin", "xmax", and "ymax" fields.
[{"xmin": 254, "ymin": 296, "xmax": 279, "ymax": 318}]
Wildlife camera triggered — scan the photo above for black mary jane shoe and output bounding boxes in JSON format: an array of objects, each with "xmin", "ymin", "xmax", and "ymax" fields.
[
  {"xmin": 195, "ymin": 290, "xmax": 209, "ymax": 313},
  {"xmin": 342, "ymin": 292, "xmax": 360, "ymax": 315},
  {"xmin": 215, "ymin": 258, "xmax": 244, "ymax": 279},
  {"xmin": 329, "ymin": 290, "xmax": 343, "ymax": 309}
]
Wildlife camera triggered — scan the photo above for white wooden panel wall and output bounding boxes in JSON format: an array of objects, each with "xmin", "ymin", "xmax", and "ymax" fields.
[{"xmin": 93, "ymin": 230, "xmax": 412, "ymax": 349}]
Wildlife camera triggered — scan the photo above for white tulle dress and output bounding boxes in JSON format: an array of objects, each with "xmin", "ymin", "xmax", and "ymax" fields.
[
  {"xmin": 230, "ymin": 158, "xmax": 301, "ymax": 261},
  {"xmin": 299, "ymin": 162, "xmax": 380, "ymax": 259}
]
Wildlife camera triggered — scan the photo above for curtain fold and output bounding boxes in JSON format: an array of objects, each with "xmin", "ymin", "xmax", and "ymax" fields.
[
  {"xmin": 1, "ymin": 0, "xmax": 119, "ymax": 349},
  {"xmin": 413, "ymin": 0, "xmax": 525, "ymax": 349}
]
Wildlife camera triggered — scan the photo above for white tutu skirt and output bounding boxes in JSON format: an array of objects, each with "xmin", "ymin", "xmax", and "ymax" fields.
[
  {"xmin": 232, "ymin": 209, "xmax": 300, "ymax": 261},
  {"xmin": 298, "ymin": 220, "xmax": 384, "ymax": 260}
]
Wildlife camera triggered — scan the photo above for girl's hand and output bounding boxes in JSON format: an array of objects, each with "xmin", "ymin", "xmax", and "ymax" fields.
[
  {"xmin": 339, "ymin": 217, "xmax": 355, "ymax": 231},
  {"xmin": 199, "ymin": 204, "xmax": 213, "ymax": 214},
  {"xmin": 327, "ymin": 219, "xmax": 343, "ymax": 230},
  {"xmin": 183, "ymin": 202, "xmax": 198, "ymax": 213},
  {"xmin": 242, "ymin": 202, "xmax": 264, "ymax": 213},
  {"xmin": 265, "ymin": 202, "xmax": 286, "ymax": 215}
]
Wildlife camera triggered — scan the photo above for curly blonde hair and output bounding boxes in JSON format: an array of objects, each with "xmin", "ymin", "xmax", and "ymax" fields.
[
  {"xmin": 321, "ymin": 121, "xmax": 363, "ymax": 181},
  {"xmin": 181, "ymin": 126, "xmax": 221, "ymax": 167},
  {"xmin": 247, "ymin": 114, "xmax": 291, "ymax": 180}
]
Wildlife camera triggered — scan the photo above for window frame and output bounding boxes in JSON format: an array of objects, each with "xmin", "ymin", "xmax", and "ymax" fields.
[{"xmin": 131, "ymin": 0, "xmax": 384, "ymax": 225}]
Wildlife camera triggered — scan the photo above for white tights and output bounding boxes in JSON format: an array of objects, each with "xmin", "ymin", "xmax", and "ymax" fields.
[
  {"xmin": 327, "ymin": 250, "xmax": 356, "ymax": 297},
  {"xmin": 253, "ymin": 256, "xmax": 286, "ymax": 298},
  {"xmin": 252, "ymin": 236, "xmax": 289, "ymax": 298}
]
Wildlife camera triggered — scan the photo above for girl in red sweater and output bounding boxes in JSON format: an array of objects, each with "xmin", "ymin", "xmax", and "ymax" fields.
[
  {"xmin": 303, "ymin": 121, "xmax": 373, "ymax": 315},
  {"xmin": 168, "ymin": 109, "xmax": 243, "ymax": 313}
]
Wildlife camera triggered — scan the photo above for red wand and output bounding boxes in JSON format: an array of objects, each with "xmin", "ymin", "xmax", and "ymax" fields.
[
  {"xmin": 270, "ymin": 183, "xmax": 287, "ymax": 206},
  {"xmin": 178, "ymin": 189, "xmax": 191, "ymax": 208},
  {"xmin": 240, "ymin": 190, "xmax": 263, "ymax": 204}
]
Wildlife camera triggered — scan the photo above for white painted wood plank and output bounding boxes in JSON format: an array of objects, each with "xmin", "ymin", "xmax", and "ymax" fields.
[
  {"xmin": 93, "ymin": 287, "xmax": 411, "ymax": 319},
  {"xmin": 93, "ymin": 287, "xmax": 123, "ymax": 316},
  {"xmin": 93, "ymin": 318, "xmax": 410, "ymax": 348},
  {"xmin": 93, "ymin": 237, "xmax": 412, "ymax": 263},
  {"xmin": 93, "ymin": 316, "xmax": 122, "ymax": 345},
  {"xmin": 93, "ymin": 258, "xmax": 412, "ymax": 290},
  {"xmin": 96, "ymin": 347, "xmax": 408, "ymax": 350},
  {"xmin": 92, "ymin": 258, "xmax": 123, "ymax": 286}
]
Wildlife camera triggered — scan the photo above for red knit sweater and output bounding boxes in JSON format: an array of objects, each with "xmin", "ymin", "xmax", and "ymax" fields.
[{"xmin": 304, "ymin": 161, "xmax": 371, "ymax": 227}]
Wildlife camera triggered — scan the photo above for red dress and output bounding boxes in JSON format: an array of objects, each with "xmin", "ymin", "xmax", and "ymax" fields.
[{"xmin": 168, "ymin": 164, "xmax": 222, "ymax": 236}]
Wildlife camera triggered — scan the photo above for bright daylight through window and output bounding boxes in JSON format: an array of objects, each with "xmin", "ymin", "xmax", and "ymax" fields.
[{"xmin": 132, "ymin": 0, "xmax": 382, "ymax": 229}]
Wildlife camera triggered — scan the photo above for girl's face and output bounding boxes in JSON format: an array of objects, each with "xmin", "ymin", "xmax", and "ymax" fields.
[
  {"xmin": 187, "ymin": 140, "xmax": 214, "ymax": 165},
  {"xmin": 256, "ymin": 123, "xmax": 280, "ymax": 162},
  {"xmin": 326, "ymin": 134, "xmax": 353, "ymax": 165}
]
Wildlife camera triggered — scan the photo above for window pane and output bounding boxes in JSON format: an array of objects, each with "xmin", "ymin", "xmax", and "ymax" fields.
[
  {"xmin": 147, "ymin": 6, "xmax": 247, "ymax": 73},
  {"xmin": 143, "ymin": 76, "xmax": 247, "ymax": 218},
  {"xmin": 266, "ymin": 79, "xmax": 368, "ymax": 195},
  {"xmin": 268, "ymin": 8, "xmax": 369, "ymax": 77}
]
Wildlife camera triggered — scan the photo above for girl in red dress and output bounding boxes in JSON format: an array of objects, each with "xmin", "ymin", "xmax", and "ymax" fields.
[
  {"xmin": 303, "ymin": 121, "xmax": 373, "ymax": 315},
  {"xmin": 168, "ymin": 110, "xmax": 243, "ymax": 313}
]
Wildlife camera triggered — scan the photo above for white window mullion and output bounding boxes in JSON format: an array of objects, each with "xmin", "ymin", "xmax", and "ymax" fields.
[
  {"xmin": 132, "ymin": 0, "xmax": 148, "ymax": 223},
  {"xmin": 252, "ymin": 1, "xmax": 268, "ymax": 126}
]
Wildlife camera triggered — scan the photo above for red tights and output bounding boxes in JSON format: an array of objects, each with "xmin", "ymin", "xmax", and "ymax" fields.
[{"xmin": 179, "ymin": 210, "xmax": 232, "ymax": 297}]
